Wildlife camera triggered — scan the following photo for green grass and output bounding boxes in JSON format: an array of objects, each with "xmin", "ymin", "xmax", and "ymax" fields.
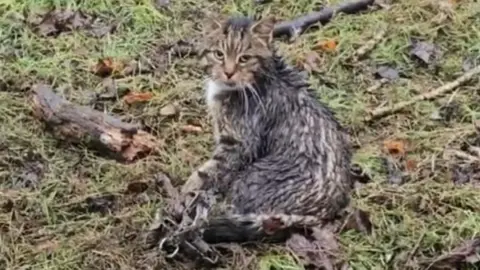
[{"xmin": 1, "ymin": 0, "xmax": 480, "ymax": 269}]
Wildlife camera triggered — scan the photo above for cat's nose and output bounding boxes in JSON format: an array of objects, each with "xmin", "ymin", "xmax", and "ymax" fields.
[{"xmin": 224, "ymin": 71, "xmax": 234, "ymax": 79}]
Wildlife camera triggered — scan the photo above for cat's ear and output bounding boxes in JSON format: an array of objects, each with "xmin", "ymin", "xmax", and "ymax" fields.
[{"xmin": 250, "ymin": 15, "xmax": 276, "ymax": 45}]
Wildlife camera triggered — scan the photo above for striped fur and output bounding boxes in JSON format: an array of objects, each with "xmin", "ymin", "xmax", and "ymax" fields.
[{"xmin": 182, "ymin": 15, "xmax": 354, "ymax": 243}]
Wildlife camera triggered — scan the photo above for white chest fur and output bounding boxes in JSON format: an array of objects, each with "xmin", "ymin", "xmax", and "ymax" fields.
[{"xmin": 205, "ymin": 79, "xmax": 222, "ymax": 107}]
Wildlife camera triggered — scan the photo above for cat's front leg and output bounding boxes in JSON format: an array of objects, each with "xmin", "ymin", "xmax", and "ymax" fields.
[
  {"xmin": 181, "ymin": 159, "xmax": 218, "ymax": 194},
  {"xmin": 181, "ymin": 134, "xmax": 257, "ymax": 194}
]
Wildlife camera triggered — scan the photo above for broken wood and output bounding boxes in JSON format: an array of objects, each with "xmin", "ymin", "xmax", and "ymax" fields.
[
  {"xmin": 30, "ymin": 84, "xmax": 158, "ymax": 162},
  {"xmin": 365, "ymin": 65, "xmax": 480, "ymax": 122},
  {"xmin": 273, "ymin": 0, "xmax": 376, "ymax": 40}
]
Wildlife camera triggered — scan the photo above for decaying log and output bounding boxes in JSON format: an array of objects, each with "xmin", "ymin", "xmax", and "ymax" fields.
[{"xmin": 30, "ymin": 84, "xmax": 158, "ymax": 162}]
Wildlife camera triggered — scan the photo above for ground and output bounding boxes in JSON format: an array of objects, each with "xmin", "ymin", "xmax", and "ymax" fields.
[{"xmin": 1, "ymin": 0, "xmax": 480, "ymax": 269}]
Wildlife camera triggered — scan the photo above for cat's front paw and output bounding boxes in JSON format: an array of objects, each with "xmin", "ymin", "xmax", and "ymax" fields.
[{"xmin": 181, "ymin": 171, "xmax": 206, "ymax": 194}]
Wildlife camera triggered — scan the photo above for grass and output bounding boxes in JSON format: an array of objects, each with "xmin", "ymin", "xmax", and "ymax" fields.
[{"xmin": 1, "ymin": 0, "xmax": 480, "ymax": 269}]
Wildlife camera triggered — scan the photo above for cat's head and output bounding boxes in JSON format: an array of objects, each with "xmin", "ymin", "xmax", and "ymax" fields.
[{"xmin": 200, "ymin": 15, "xmax": 276, "ymax": 89}]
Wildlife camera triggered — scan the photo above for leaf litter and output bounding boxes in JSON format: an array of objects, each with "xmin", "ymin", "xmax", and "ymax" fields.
[{"xmin": 26, "ymin": 8, "xmax": 116, "ymax": 37}]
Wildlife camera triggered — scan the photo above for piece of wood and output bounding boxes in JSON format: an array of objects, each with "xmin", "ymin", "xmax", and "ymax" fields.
[
  {"xmin": 365, "ymin": 65, "xmax": 480, "ymax": 122},
  {"xmin": 273, "ymin": 0, "xmax": 376, "ymax": 40},
  {"xmin": 30, "ymin": 84, "xmax": 158, "ymax": 162}
]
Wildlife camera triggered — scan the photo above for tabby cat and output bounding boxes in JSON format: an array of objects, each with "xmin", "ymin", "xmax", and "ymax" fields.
[{"xmin": 181, "ymin": 15, "xmax": 354, "ymax": 243}]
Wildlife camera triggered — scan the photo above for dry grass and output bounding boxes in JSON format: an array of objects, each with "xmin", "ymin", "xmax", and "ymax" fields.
[{"xmin": 1, "ymin": 0, "xmax": 480, "ymax": 269}]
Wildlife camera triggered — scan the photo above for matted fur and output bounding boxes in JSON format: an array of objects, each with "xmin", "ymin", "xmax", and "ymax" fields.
[{"xmin": 182, "ymin": 15, "xmax": 354, "ymax": 243}]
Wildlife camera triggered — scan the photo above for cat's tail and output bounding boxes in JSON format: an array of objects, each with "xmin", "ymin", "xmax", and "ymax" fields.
[{"xmin": 201, "ymin": 213, "xmax": 328, "ymax": 244}]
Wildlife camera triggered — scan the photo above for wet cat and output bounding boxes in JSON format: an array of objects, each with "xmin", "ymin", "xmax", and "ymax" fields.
[{"xmin": 181, "ymin": 15, "xmax": 354, "ymax": 243}]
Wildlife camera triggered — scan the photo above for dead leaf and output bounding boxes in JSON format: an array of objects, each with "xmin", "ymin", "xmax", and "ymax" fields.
[
  {"xmin": 297, "ymin": 51, "xmax": 322, "ymax": 73},
  {"xmin": 181, "ymin": 125, "xmax": 203, "ymax": 133},
  {"xmin": 88, "ymin": 21, "xmax": 116, "ymax": 38},
  {"xmin": 410, "ymin": 40, "xmax": 442, "ymax": 66},
  {"xmin": 451, "ymin": 164, "xmax": 472, "ymax": 186},
  {"xmin": 92, "ymin": 58, "xmax": 124, "ymax": 77},
  {"xmin": 159, "ymin": 103, "xmax": 178, "ymax": 116},
  {"xmin": 85, "ymin": 194, "xmax": 116, "ymax": 214},
  {"xmin": 126, "ymin": 181, "xmax": 149, "ymax": 194},
  {"xmin": 123, "ymin": 91, "xmax": 154, "ymax": 104},
  {"xmin": 27, "ymin": 8, "xmax": 116, "ymax": 38},
  {"xmin": 374, "ymin": 65, "xmax": 400, "ymax": 81},
  {"xmin": 405, "ymin": 159, "xmax": 417, "ymax": 172},
  {"xmin": 383, "ymin": 140, "xmax": 406, "ymax": 157},
  {"xmin": 287, "ymin": 229, "xmax": 341, "ymax": 270},
  {"xmin": 313, "ymin": 39, "xmax": 337, "ymax": 52}
]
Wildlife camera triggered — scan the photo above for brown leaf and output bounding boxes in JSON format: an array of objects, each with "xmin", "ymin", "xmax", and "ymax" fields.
[
  {"xmin": 92, "ymin": 58, "xmax": 124, "ymax": 77},
  {"xmin": 123, "ymin": 91, "xmax": 154, "ymax": 104},
  {"xmin": 405, "ymin": 159, "xmax": 417, "ymax": 172},
  {"xmin": 313, "ymin": 39, "xmax": 337, "ymax": 52},
  {"xmin": 126, "ymin": 181, "xmax": 149, "ymax": 194},
  {"xmin": 383, "ymin": 139, "xmax": 406, "ymax": 157},
  {"xmin": 181, "ymin": 125, "xmax": 203, "ymax": 133},
  {"xmin": 27, "ymin": 8, "xmax": 116, "ymax": 38}
]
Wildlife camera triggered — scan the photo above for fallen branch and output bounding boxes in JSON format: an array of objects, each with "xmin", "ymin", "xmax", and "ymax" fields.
[
  {"xmin": 157, "ymin": 0, "xmax": 377, "ymax": 59},
  {"xmin": 273, "ymin": 0, "xmax": 375, "ymax": 40},
  {"xmin": 365, "ymin": 65, "xmax": 480, "ymax": 122},
  {"xmin": 30, "ymin": 84, "xmax": 159, "ymax": 162}
]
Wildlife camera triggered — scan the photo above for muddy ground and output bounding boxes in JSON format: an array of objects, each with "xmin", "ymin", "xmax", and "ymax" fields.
[{"xmin": 1, "ymin": 0, "xmax": 480, "ymax": 269}]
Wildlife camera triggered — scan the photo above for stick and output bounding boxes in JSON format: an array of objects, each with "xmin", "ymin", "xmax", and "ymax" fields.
[
  {"xmin": 158, "ymin": 0, "xmax": 377, "ymax": 58},
  {"xmin": 273, "ymin": 0, "xmax": 375, "ymax": 40},
  {"xmin": 30, "ymin": 84, "xmax": 158, "ymax": 162},
  {"xmin": 365, "ymin": 65, "xmax": 480, "ymax": 122}
]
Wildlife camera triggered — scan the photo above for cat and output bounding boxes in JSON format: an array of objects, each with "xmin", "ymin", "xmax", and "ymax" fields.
[{"xmin": 180, "ymin": 14, "xmax": 354, "ymax": 243}]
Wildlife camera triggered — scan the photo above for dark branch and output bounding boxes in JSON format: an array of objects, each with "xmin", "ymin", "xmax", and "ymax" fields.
[
  {"xmin": 273, "ymin": 0, "xmax": 376, "ymax": 40},
  {"xmin": 159, "ymin": 0, "xmax": 377, "ymax": 59}
]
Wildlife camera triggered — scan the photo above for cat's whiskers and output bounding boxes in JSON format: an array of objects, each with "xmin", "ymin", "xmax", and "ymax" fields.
[
  {"xmin": 241, "ymin": 84, "xmax": 250, "ymax": 115},
  {"xmin": 246, "ymin": 83, "xmax": 266, "ymax": 114}
]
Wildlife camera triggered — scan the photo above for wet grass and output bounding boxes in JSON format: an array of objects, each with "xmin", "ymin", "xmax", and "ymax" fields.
[{"xmin": 1, "ymin": 0, "xmax": 480, "ymax": 269}]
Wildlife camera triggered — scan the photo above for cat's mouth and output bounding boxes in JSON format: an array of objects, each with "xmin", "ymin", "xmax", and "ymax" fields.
[{"xmin": 216, "ymin": 80, "xmax": 242, "ymax": 90}]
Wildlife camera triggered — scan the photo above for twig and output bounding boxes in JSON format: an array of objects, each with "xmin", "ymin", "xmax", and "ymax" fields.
[
  {"xmin": 273, "ymin": 0, "xmax": 375, "ymax": 40},
  {"xmin": 365, "ymin": 65, "xmax": 480, "ymax": 122},
  {"xmin": 366, "ymin": 78, "xmax": 388, "ymax": 93},
  {"xmin": 29, "ymin": 84, "xmax": 159, "ymax": 162}
]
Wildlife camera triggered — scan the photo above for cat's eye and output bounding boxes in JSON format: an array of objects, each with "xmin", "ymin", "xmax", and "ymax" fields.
[
  {"xmin": 213, "ymin": 50, "xmax": 224, "ymax": 60},
  {"xmin": 238, "ymin": 55, "xmax": 252, "ymax": 64}
]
